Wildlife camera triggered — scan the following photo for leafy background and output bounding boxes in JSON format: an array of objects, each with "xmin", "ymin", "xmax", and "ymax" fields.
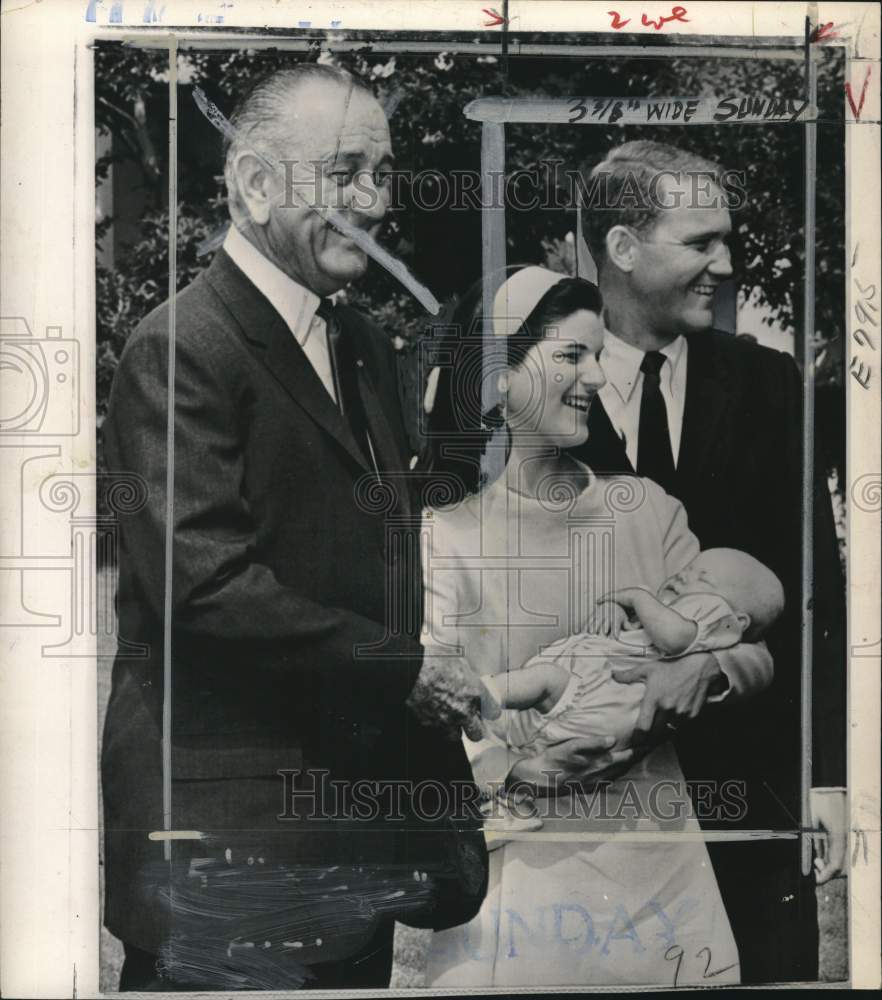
[
  {"xmin": 95, "ymin": 36, "xmax": 848, "ymax": 987},
  {"xmin": 95, "ymin": 38, "xmax": 846, "ymax": 472}
]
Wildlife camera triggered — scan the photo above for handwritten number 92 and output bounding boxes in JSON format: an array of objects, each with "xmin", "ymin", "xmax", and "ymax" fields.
[{"xmin": 665, "ymin": 945, "xmax": 738, "ymax": 987}]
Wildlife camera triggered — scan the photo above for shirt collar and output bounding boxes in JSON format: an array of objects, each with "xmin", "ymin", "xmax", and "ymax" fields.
[
  {"xmin": 223, "ymin": 224, "xmax": 321, "ymax": 344},
  {"xmin": 600, "ymin": 327, "xmax": 687, "ymax": 403}
]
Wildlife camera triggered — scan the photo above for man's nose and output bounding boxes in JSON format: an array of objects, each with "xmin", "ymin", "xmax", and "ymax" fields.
[
  {"xmin": 350, "ymin": 171, "xmax": 388, "ymax": 224},
  {"xmin": 708, "ymin": 241, "xmax": 733, "ymax": 278}
]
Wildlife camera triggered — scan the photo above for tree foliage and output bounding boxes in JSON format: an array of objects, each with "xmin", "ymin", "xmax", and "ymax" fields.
[{"xmin": 95, "ymin": 37, "xmax": 846, "ymax": 429}]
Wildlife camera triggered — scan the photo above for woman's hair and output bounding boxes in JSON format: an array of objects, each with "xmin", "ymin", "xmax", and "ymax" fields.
[{"xmin": 421, "ymin": 266, "xmax": 602, "ymax": 502}]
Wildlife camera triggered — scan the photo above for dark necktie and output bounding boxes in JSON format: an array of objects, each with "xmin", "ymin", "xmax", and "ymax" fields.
[
  {"xmin": 636, "ymin": 350, "xmax": 676, "ymax": 494},
  {"xmin": 316, "ymin": 299, "xmax": 376, "ymax": 470}
]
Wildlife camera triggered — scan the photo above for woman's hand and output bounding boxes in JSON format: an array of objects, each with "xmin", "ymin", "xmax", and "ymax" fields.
[
  {"xmin": 612, "ymin": 651, "xmax": 728, "ymax": 745},
  {"xmin": 506, "ymin": 735, "xmax": 636, "ymax": 796}
]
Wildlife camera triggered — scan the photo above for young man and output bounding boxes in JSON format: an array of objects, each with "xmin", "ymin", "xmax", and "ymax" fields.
[{"xmin": 572, "ymin": 140, "xmax": 846, "ymax": 983}]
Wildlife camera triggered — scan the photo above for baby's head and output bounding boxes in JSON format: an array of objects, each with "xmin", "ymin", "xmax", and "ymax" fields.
[{"xmin": 658, "ymin": 548, "xmax": 784, "ymax": 642}]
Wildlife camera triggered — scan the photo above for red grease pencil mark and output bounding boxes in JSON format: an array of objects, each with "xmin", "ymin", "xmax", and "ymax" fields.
[
  {"xmin": 809, "ymin": 22, "xmax": 839, "ymax": 43},
  {"xmin": 608, "ymin": 6, "xmax": 689, "ymax": 30},
  {"xmin": 482, "ymin": 7, "xmax": 506, "ymax": 27},
  {"xmin": 641, "ymin": 6, "xmax": 689, "ymax": 30},
  {"xmin": 845, "ymin": 68, "xmax": 872, "ymax": 120}
]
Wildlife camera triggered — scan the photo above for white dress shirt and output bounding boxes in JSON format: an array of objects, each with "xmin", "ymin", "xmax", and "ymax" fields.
[
  {"xmin": 223, "ymin": 225, "xmax": 338, "ymax": 404},
  {"xmin": 598, "ymin": 329, "xmax": 688, "ymax": 469}
]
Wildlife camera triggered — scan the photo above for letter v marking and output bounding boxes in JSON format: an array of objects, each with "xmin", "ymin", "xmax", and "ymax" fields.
[{"xmin": 845, "ymin": 67, "xmax": 872, "ymax": 120}]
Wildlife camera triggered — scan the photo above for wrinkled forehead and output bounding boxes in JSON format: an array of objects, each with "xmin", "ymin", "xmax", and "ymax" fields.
[{"xmin": 276, "ymin": 81, "xmax": 391, "ymax": 160}]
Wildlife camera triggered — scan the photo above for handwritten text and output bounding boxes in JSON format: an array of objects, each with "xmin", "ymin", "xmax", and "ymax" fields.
[{"xmin": 608, "ymin": 6, "xmax": 689, "ymax": 31}]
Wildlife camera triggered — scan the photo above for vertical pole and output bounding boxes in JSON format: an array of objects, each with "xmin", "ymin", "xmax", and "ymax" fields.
[
  {"xmin": 500, "ymin": 0, "xmax": 510, "ymax": 77},
  {"xmin": 480, "ymin": 121, "xmax": 507, "ymax": 489},
  {"xmin": 162, "ymin": 36, "xmax": 179, "ymax": 863},
  {"xmin": 800, "ymin": 21, "xmax": 818, "ymax": 878}
]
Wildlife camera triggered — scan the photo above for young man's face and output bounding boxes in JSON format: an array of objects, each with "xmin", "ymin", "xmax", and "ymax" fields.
[
  {"xmin": 628, "ymin": 175, "xmax": 734, "ymax": 337},
  {"xmin": 266, "ymin": 80, "xmax": 393, "ymax": 296}
]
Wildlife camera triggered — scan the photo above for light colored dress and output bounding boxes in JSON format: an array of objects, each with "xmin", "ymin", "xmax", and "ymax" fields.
[
  {"xmin": 500, "ymin": 591, "xmax": 746, "ymax": 755},
  {"xmin": 421, "ymin": 472, "xmax": 761, "ymax": 988}
]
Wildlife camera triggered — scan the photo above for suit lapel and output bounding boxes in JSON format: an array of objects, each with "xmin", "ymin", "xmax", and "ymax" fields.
[
  {"xmin": 205, "ymin": 250, "xmax": 371, "ymax": 473},
  {"xmin": 356, "ymin": 366, "xmax": 412, "ymax": 518},
  {"xmin": 577, "ymin": 331, "xmax": 735, "ymax": 493},
  {"xmin": 337, "ymin": 307, "xmax": 412, "ymax": 519},
  {"xmin": 677, "ymin": 331, "xmax": 734, "ymax": 485}
]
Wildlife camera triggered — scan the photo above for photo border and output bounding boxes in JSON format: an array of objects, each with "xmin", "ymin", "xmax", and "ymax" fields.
[{"xmin": 0, "ymin": 2, "xmax": 878, "ymax": 995}]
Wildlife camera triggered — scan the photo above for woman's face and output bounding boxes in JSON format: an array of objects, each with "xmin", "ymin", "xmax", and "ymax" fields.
[{"xmin": 504, "ymin": 309, "xmax": 606, "ymax": 448}]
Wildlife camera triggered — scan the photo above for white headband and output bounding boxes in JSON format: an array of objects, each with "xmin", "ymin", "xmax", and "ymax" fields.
[
  {"xmin": 492, "ymin": 266, "xmax": 569, "ymax": 339},
  {"xmin": 423, "ymin": 266, "xmax": 570, "ymax": 415}
]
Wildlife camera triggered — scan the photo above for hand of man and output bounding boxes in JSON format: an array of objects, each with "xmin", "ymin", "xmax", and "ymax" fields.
[
  {"xmin": 612, "ymin": 651, "xmax": 728, "ymax": 745},
  {"xmin": 407, "ymin": 654, "xmax": 486, "ymax": 741},
  {"xmin": 811, "ymin": 787, "xmax": 848, "ymax": 883},
  {"xmin": 507, "ymin": 735, "xmax": 637, "ymax": 795}
]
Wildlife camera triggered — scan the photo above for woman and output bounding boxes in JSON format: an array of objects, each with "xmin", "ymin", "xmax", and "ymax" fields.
[{"xmin": 419, "ymin": 266, "xmax": 768, "ymax": 987}]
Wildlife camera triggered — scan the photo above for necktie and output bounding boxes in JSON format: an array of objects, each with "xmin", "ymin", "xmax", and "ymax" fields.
[
  {"xmin": 317, "ymin": 300, "xmax": 377, "ymax": 471},
  {"xmin": 636, "ymin": 350, "xmax": 676, "ymax": 494}
]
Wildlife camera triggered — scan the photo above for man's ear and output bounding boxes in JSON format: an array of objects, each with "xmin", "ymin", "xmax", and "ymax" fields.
[
  {"xmin": 233, "ymin": 150, "xmax": 276, "ymax": 226},
  {"xmin": 735, "ymin": 611, "xmax": 752, "ymax": 633},
  {"xmin": 605, "ymin": 225, "xmax": 639, "ymax": 274}
]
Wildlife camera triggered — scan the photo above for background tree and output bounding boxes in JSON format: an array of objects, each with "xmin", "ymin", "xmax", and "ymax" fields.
[{"xmin": 95, "ymin": 36, "xmax": 845, "ymax": 476}]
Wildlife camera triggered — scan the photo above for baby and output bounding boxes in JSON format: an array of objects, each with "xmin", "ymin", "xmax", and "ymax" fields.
[{"xmin": 480, "ymin": 547, "xmax": 785, "ymax": 760}]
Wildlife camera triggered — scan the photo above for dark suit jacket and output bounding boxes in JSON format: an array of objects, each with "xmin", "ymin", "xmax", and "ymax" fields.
[
  {"xmin": 101, "ymin": 249, "xmax": 486, "ymax": 957},
  {"xmin": 571, "ymin": 329, "xmax": 846, "ymax": 827}
]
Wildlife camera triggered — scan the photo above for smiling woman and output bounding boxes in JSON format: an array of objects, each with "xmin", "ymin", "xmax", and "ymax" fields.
[
  {"xmin": 417, "ymin": 265, "xmax": 769, "ymax": 989},
  {"xmin": 422, "ymin": 265, "xmax": 605, "ymax": 498}
]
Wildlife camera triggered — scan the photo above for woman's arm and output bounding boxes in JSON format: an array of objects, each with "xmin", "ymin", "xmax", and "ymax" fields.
[
  {"xmin": 422, "ymin": 502, "xmax": 653, "ymax": 801},
  {"xmin": 710, "ymin": 643, "xmax": 773, "ymax": 700},
  {"xmin": 610, "ymin": 484, "xmax": 775, "ymax": 739},
  {"xmin": 421, "ymin": 510, "xmax": 527, "ymax": 793},
  {"xmin": 656, "ymin": 486, "xmax": 773, "ymax": 699}
]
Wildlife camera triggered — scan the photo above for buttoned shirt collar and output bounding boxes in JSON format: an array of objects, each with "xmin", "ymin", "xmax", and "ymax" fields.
[
  {"xmin": 600, "ymin": 327, "xmax": 687, "ymax": 404},
  {"xmin": 597, "ymin": 327, "xmax": 689, "ymax": 469}
]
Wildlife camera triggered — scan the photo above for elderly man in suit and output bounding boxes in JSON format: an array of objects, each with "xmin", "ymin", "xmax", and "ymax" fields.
[
  {"xmin": 571, "ymin": 140, "xmax": 846, "ymax": 983},
  {"xmin": 102, "ymin": 64, "xmax": 487, "ymax": 991}
]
